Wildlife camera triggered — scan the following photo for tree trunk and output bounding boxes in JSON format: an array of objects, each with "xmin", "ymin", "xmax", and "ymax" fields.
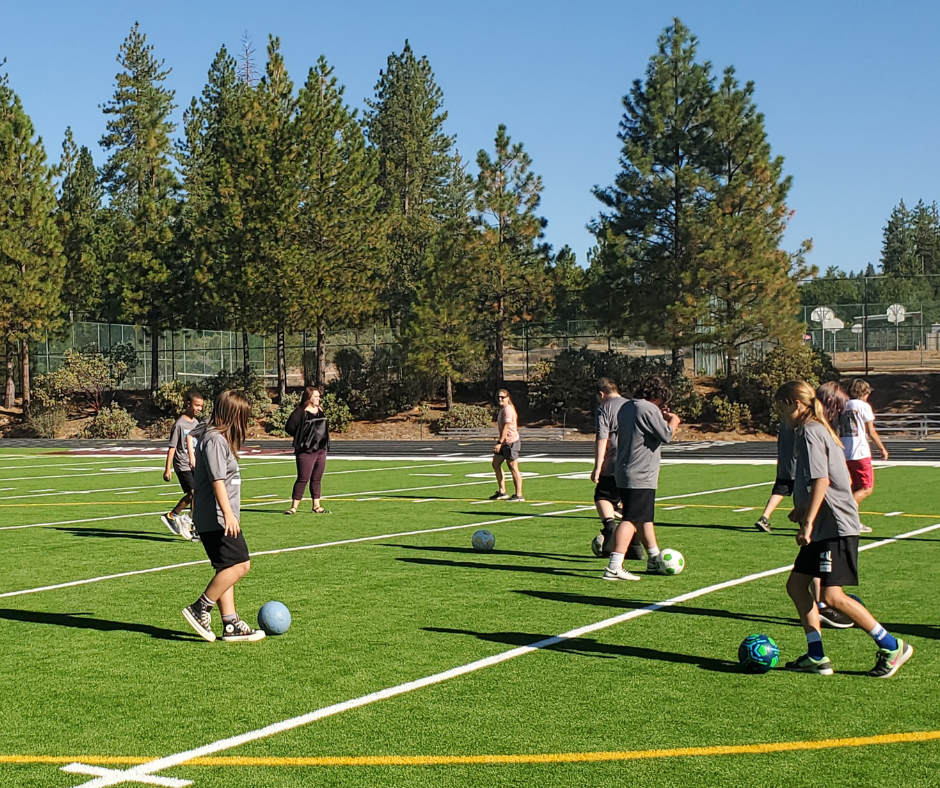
[
  {"xmin": 316, "ymin": 320, "xmax": 327, "ymax": 387},
  {"xmin": 276, "ymin": 326, "xmax": 287, "ymax": 403},
  {"xmin": 494, "ymin": 298, "xmax": 505, "ymax": 393},
  {"xmin": 4, "ymin": 343, "xmax": 15, "ymax": 409},
  {"xmin": 445, "ymin": 375, "xmax": 453, "ymax": 411},
  {"xmin": 242, "ymin": 329, "xmax": 250, "ymax": 374},
  {"xmin": 150, "ymin": 324, "xmax": 160, "ymax": 392},
  {"xmin": 20, "ymin": 340, "xmax": 30, "ymax": 414}
]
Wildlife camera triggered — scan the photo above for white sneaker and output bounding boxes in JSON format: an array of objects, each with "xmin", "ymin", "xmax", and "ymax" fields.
[
  {"xmin": 161, "ymin": 513, "xmax": 181, "ymax": 536},
  {"xmin": 176, "ymin": 513, "xmax": 194, "ymax": 541},
  {"xmin": 602, "ymin": 566, "xmax": 642, "ymax": 581}
]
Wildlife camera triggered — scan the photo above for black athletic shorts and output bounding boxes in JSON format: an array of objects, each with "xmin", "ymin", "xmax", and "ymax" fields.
[
  {"xmin": 198, "ymin": 529, "xmax": 250, "ymax": 570},
  {"xmin": 792, "ymin": 536, "xmax": 859, "ymax": 587},
  {"xmin": 772, "ymin": 477, "xmax": 795, "ymax": 497},
  {"xmin": 617, "ymin": 488, "xmax": 656, "ymax": 525},
  {"xmin": 496, "ymin": 440, "xmax": 521, "ymax": 462},
  {"xmin": 175, "ymin": 469, "xmax": 195, "ymax": 495},
  {"xmin": 594, "ymin": 475, "xmax": 620, "ymax": 504}
]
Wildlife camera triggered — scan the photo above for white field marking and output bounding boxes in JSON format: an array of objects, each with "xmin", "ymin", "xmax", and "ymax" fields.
[
  {"xmin": 558, "ymin": 473, "xmax": 592, "ymax": 480},
  {"xmin": 412, "ymin": 499, "xmax": 435, "ymax": 503},
  {"xmin": 655, "ymin": 481, "xmax": 770, "ymax": 501},
  {"xmin": 0, "ymin": 507, "xmax": 593, "ymax": 600},
  {"xmin": 254, "ymin": 494, "xmax": 278, "ymax": 499},
  {"xmin": 0, "ymin": 510, "xmax": 168, "ymax": 532},
  {"xmin": 465, "ymin": 471, "xmax": 540, "ymax": 479},
  {"xmin": 29, "ymin": 489, "xmax": 56, "ymax": 493},
  {"xmin": 530, "ymin": 502, "xmax": 555, "ymax": 507},
  {"xmin": 732, "ymin": 507, "xmax": 755, "ymax": 513},
  {"xmin": 63, "ymin": 521, "xmax": 940, "ymax": 788},
  {"xmin": 884, "ymin": 511, "xmax": 903, "ymax": 517},
  {"xmin": 661, "ymin": 505, "xmax": 685, "ymax": 510},
  {"xmin": 113, "ymin": 491, "xmax": 142, "ymax": 495},
  {"xmin": 409, "ymin": 473, "xmax": 451, "ymax": 477},
  {"xmin": 0, "ymin": 488, "xmax": 12, "ymax": 491},
  {"xmin": 159, "ymin": 492, "xmax": 181, "ymax": 496},
  {"xmin": 0, "ymin": 457, "xmax": 163, "ymax": 472}
]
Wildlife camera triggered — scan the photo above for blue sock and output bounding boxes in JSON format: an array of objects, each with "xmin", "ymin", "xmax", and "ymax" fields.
[
  {"xmin": 868, "ymin": 623, "xmax": 898, "ymax": 652},
  {"xmin": 806, "ymin": 630, "xmax": 825, "ymax": 659}
]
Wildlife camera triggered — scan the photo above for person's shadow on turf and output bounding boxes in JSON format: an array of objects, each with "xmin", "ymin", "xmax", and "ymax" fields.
[
  {"xmin": 381, "ymin": 543, "xmax": 595, "ymax": 563},
  {"xmin": 0, "ymin": 608, "xmax": 200, "ymax": 641},
  {"xmin": 424, "ymin": 626, "xmax": 739, "ymax": 672},
  {"xmin": 53, "ymin": 527, "xmax": 178, "ymax": 543},
  {"xmin": 395, "ymin": 556, "xmax": 595, "ymax": 579}
]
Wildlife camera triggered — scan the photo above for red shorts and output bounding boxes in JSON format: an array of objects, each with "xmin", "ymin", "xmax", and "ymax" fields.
[{"xmin": 846, "ymin": 457, "xmax": 874, "ymax": 492}]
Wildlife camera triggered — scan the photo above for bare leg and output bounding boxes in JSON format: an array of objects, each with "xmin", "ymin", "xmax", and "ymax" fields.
[
  {"xmin": 172, "ymin": 491, "xmax": 193, "ymax": 516},
  {"xmin": 786, "ymin": 571, "xmax": 822, "ymax": 634},
  {"xmin": 507, "ymin": 459, "xmax": 523, "ymax": 496},
  {"xmin": 612, "ymin": 519, "xmax": 637, "ymax": 553},
  {"xmin": 595, "ymin": 498, "xmax": 616, "ymax": 521},
  {"xmin": 821, "ymin": 586, "xmax": 878, "ymax": 631},
  {"xmin": 492, "ymin": 455, "xmax": 506, "ymax": 493},
  {"xmin": 760, "ymin": 493, "xmax": 784, "ymax": 521},
  {"xmin": 853, "ymin": 487, "xmax": 873, "ymax": 505},
  {"xmin": 638, "ymin": 521, "xmax": 657, "ymax": 552},
  {"xmin": 204, "ymin": 561, "xmax": 250, "ymax": 612},
  {"xmin": 215, "ymin": 585, "xmax": 236, "ymax": 617}
]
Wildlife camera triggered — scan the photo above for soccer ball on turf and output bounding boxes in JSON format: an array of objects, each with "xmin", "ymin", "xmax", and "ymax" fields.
[
  {"xmin": 471, "ymin": 529, "xmax": 496, "ymax": 552},
  {"xmin": 738, "ymin": 634, "xmax": 779, "ymax": 673},
  {"xmin": 591, "ymin": 533, "xmax": 605, "ymax": 557},
  {"xmin": 257, "ymin": 601, "xmax": 292, "ymax": 635},
  {"xmin": 659, "ymin": 549, "xmax": 685, "ymax": 575}
]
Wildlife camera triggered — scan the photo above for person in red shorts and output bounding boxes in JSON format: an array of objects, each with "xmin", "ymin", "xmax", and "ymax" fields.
[{"xmin": 839, "ymin": 379, "xmax": 888, "ymax": 531}]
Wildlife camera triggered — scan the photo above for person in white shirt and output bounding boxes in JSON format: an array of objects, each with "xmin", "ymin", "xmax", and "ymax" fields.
[{"xmin": 839, "ymin": 379, "xmax": 888, "ymax": 508}]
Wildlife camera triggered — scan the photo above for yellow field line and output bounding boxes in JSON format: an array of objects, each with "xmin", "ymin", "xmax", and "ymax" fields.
[{"xmin": 4, "ymin": 730, "xmax": 940, "ymax": 768}]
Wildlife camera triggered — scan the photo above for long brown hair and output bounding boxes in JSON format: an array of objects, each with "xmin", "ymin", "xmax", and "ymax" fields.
[
  {"xmin": 300, "ymin": 386, "xmax": 321, "ymax": 409},
  {"xmin": 815, "ymin": 381, "xmax": 848, "ymax": 432},
  {"xmin": 774, "ymin": 380, "xmax": 843, "ymax": 447},
  {"xmin": 210, "ymin": 390, "xmax": 250, "ymax": 457}
]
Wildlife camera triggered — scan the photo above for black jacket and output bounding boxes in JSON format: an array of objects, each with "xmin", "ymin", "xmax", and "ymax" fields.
[{"xmin": 285, "ymin": 407, "xmax": 330, "ymax": 453}]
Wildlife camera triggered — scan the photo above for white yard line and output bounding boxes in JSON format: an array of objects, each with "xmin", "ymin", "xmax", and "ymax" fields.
[{"xmin": 60, "ymin": 520, "xmax": 940, "ymax": 788}]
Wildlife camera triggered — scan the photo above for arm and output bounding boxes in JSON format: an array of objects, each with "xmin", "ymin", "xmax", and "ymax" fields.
[
  {"xmin": 212, "ymin": 479, "xmax": 240, "ymax": 537},
  {"xmin": 591, "ymin": 438, "xmax": 608, "ymax": 484},
  {"xmin": 186, "ymin": 433, "xmax": 197, "ymax": 469},
  {"xmin": 866, "ymin": 422, "xmax": 888, "ymax": 460},
  {"xmin": 164, "ymin": 447, "xmax": 175, "ymax": 482},
  {"xmin": 797, "ymin": 477, "xmax": 830, "ymax": 546},
  {"xmin": 285, "ymin": 408, "xmax": 302, "ymax": 438}
]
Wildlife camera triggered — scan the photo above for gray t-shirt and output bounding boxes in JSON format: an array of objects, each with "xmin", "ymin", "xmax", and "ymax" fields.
[
  {"xmin": 793, "ymin": 421, "xmax": 861, "ymax": 541},
  {"xmin": 776, "ymin": 424, "xmax": 797, "ymax": 481},
  {"xmin": 192, "ymin": 425, "xmax": 241, "ymax": 533},
  {"xmin": 167, "ymin": 414, "xmax": 199, "ymax": 471},
  {"xmin": 595, "ymin": 394, "xmax": 626, "ymax": 477},
  {"xmin": 614, "ymin": 398, "xmax": 675, "ymax": 490}
]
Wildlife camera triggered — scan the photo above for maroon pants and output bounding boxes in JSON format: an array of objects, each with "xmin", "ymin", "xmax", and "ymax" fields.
[{"xmin": 292, "ymin": 450, "xmax": 327, "ymax": 501}]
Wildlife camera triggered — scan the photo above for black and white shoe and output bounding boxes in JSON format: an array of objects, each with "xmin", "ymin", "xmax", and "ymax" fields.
[
  {"xmin": 488, "ymin": 491, "xmax": 509, "ymax": 501},
  {"xmin": 221, "ymin": 619, "xmax": 266, "ymax": 642},
  {"xmin": 754, "ymin": 516, "xmax": 772, "ymax": 533},
  {"xmin": 818, "ymin": 605, "xmax": 854, "ymax": 629},
  {"xmin": 182, "ymin": 605, "xmax": 216, "ymax": 643}
]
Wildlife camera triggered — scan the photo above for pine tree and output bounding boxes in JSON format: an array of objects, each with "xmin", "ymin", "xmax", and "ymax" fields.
[
  {"xmin": 693, "ymin": 67, "xmax": 812, "ymax": 386},
  {"xmin": 366, "ymin": 41, "xmax": 454, "ymax": 324},
  {"xmin": 591, "ymin": 19, "xmax": 715, "ymax": 361},
  {"xmin": 99, "ymin": 23, "xmax": 180, "ymax": 391},
  {"xmin": 548, "ymin": 245, "xmax": 587, "ymax": 324},
  {"xmin": 881, "ymin": 200, "xmax": 917, "ymax": 277},
  {"xmin": 295, "ymin": 56, "xmax": 386, "ymax": 386},
  {"xmin": 465, "ymin": 125, "xmax": 549, "ymax": 387},
  {"xmin": 0, "ymin": 67, "xmax": 64, "ymax": 408},
  {"xmin": 58, "ymin": 128, "xmax": 106, "ymax": 318}
]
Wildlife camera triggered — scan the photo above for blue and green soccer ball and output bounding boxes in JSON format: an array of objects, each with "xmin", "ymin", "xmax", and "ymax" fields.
[{"xmin": 738, "ymin": 634, "xmax": 779, "ymax": 673}]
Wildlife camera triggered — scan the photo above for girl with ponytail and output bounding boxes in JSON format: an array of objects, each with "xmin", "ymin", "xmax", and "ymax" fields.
[{"xmin": 772, "ymin": 381, "xmax": 911, "ymax": 678}]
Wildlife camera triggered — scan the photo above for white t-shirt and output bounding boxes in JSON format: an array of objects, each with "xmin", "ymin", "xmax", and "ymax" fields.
[{"xmin": 839, "ymin": 399, "xmax": 874, "ymax": 461}]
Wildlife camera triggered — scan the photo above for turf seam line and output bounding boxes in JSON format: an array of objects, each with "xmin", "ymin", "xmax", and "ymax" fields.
[{"xmin": 60, "ymin": 520, "xmax": 940, "ymax": 788}]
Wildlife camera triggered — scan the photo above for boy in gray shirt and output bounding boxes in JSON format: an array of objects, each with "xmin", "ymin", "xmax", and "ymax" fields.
[
  {"xmin": 161, "ymin": 390, "xmax": 204, "ymax": 539},
  {"xmin": 603, "ymin": 377, "xmax": 680, "ymax": 581}
]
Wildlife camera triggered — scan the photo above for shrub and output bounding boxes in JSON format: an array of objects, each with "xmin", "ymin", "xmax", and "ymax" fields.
[
  {"xmin": 147, "ymin": 418, "xmax": 175, "ymax": 440},
  {"xmin": 322, "ymin": 392, "xmax": 353, "ymax": 433},
  {"xmin": 152, "ymin": 380, "xmax": 191, "ymax": 418},
  {"xmin": 26, "ymin": 407, "xmax": 67, "ymax": 438},
  {"xmin": 202, "ymin": 369, "xmax": 270, "ymax": 423},
  {"xmin": 433, "ymin": 403, "xmax": 494, "ymax": 433},
  {"xmin": 712, "ymin": 396, "xmax": 752, "ymax": 432},
  {"xmin": 33, "ymin": 348, "xmax": 126, "ymax": 415},
  {"xmin": 333, "ymin": 347, "xmax": 366, "ymax": 386},
  {"xmin": 264, "ymin": 392, "xmax": 300, "ymax": 437},
  {"xmin": 79, "ymin": 404, "xmax": 137, "ymax": 439}
]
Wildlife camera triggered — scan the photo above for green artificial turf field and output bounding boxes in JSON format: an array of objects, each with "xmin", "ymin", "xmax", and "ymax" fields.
[{"xmin": 1, "ymin": 448, "xmax": 939, "ymax": 788}]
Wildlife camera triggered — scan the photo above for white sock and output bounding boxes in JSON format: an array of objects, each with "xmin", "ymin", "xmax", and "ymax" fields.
[
  {"xmin": 607, "ymin": 552, "xmax": 625, "ymax": 572},
  {"xmin": 646, "ymin": 546, "xmax": 660, "ymax": 559}
]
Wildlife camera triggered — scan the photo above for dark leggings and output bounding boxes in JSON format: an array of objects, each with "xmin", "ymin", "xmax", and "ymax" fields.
[{"xmin": 292, "ymin": 450, "xmax": 327, "ymax": 501}]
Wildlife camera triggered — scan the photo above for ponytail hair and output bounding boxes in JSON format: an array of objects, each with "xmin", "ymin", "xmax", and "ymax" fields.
[
  {"xmin": 774, "ymin": 380, "xmax": 843, "ymax": 447},
  {"xmin": 815, "ymin": 381, "xmax": 848, "ymax": 433}
]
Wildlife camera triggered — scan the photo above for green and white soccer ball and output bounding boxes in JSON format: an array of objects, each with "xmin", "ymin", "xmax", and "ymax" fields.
[
  {"xmin": 471, "ymin": 529, "xmax": 496, "ymax": 552},
  {"xmin": 591, "ymin": 533, "xmax": 605, "ymax": 557},
  {"xmin": 659, "ymin": 549, "xmax": 685, "ymax": 575}
]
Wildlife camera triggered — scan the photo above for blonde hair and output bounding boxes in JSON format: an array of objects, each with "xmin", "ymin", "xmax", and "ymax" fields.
[
  {"xmin": 210, "ymin": 390, "xmax": 251, "ymax": 457},
  {"xmin": 497, "ymin": 389, "xmax": 512, "ymax": 404},
  {"xmin": 774, "ymin": 380, "xmax": 843, "ymax": 448},
  {"xmin": 850, "ymin": 378, "xmax": 872, "ymax": 399}
]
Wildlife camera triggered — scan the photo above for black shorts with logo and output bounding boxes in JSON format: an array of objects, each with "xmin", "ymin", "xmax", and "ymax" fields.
[
  {"xmin": 792, "ymin": 535, "xmax": 859, "ymax": 587},
  {"xmin": 617, "ymin": 488, "xmax": 656, "ymax": 525},
  {"xmin": 199, "ymin": 529, "xmax": 251, "ymax": 570},
  {"xmin": 594, "ymin": 475, "xmax": 620, "ymax": 504},
  {"xmin": 771, "ymin": 477, "xmax": 795, "ymax": 497},
  {"xmin": 175, "ymin": 468, "xmax": 195, "ymax": 495}
]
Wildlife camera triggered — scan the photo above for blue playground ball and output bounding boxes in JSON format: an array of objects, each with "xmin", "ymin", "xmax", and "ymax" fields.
[
  {"xmin": 738, "ymin": 634, "xmax": 779, "ymax": 674},
  {"xmin": 258, "ymin": 601, "xmax": 291, "ymax": 635}
]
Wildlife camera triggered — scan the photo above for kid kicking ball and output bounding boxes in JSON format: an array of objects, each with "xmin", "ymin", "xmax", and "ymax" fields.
[
  {"xmin": 258, "ymin": 601, "xmax": 291, "ymax": 635},
  {"xmin": 471, "ymin": 529, "xmax": 496, "ymax": 552},
  {"xmin": 659, "ymin": 549, "xmax": 685, "ymax": 575},
  {"xmin": 738, "ymin": 634, "xmax": 779, "ymax": 673}
]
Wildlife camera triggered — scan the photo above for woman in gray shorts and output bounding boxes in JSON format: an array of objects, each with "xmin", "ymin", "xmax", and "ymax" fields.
[{"xmin": 489, "ymin": 389, "xmax": 524, "ymax": 502}]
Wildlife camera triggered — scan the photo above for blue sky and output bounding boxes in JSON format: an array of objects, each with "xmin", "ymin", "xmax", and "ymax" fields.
[{"xmin": 3, "ymin": 1, "xmax": 939, "ymax": 274}]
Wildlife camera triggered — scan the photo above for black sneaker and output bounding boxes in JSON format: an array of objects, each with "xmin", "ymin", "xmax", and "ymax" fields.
[
  {"xmin": 868, "ymin": 640, "xmax": 912, "ymax": 678},
  {"xmin": 754, "ymin": 516, "xmax": 772, "ymax": 533},
  {"xmin": 488, "ymin": 491, "xmax": 509, "ymax": 501},
  {"xmin": 600, "ymin": 521, "xmax": 618, "ymax": 555},
  {"xmin": 818, "ymin": 605, "xmax": 854, "ymax": 629},
  {"xmin": 221, "ymin": 619, "xmax": 266, "ymax": 642},
  {"xmin": 507, "ymin": 494, "xmax": 525, "ymax": 502},
  {"xmin": 182, "ymin": 605, "xmax": 216, "ymax": 643}
]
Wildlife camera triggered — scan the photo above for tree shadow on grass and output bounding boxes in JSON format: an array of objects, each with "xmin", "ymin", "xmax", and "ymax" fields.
[
  {"xmin": 0, "ymin": 608, "xmax": 199, "ymax": 641},
  {"xmin": 654, "ymin": 520, "xmax": 792, "ymax": 536},
  {"xmin": 380, "ymin": 543, "xmax": 595, "ymax": 563},
  {"xmin": 424, "ymin": 626, "xmax": 739, "ymax": 673},
  {"xmin": 395, "ymin": 556, "xmax": 594, "ymax": 579},
  {"xmin": 52, "ymin": 527, "xmax": 177, "ymax": 543},
  {"xmin": 513, "ymin": 589, "xmax": 800, "ymax": 628},
  {"xmin": 880, "ymin": 622, "xmax": 940, "ymax": 640}
]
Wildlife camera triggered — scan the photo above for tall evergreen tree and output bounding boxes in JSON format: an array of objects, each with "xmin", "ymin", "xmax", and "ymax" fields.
[
  {"xmin": 295, "ymin": 56, "xmax": 386, "ymax": 386},
  {"xmin": 591, "ymin": 19, "xmax": 715, "ymax": 361},
  {"xmin": 547, "ymin": 245, "xmax": 588, "ymax": 324},
  {"xmin": 99, "ymin": 23, "xmax": 180, "ymax": 391},
  {"xmin": 465, "ymin": 125, "xmax": 549, "ymax": 387},
  {"xmin": 366, "ymin": 41, "xmax": 454, "ymax": 324},
  {"xmin": 0, "ymin": 68, "xmax": 64, "ymax": 408},
  {"xmin": 57, "ymin": 128, "xmax": 106, "ymax": 319}
]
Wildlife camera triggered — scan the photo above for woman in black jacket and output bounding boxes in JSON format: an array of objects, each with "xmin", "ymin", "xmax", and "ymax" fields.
[{"xmin": 284, "ymin": 387, "xmax": 331, "ymax": 514}]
